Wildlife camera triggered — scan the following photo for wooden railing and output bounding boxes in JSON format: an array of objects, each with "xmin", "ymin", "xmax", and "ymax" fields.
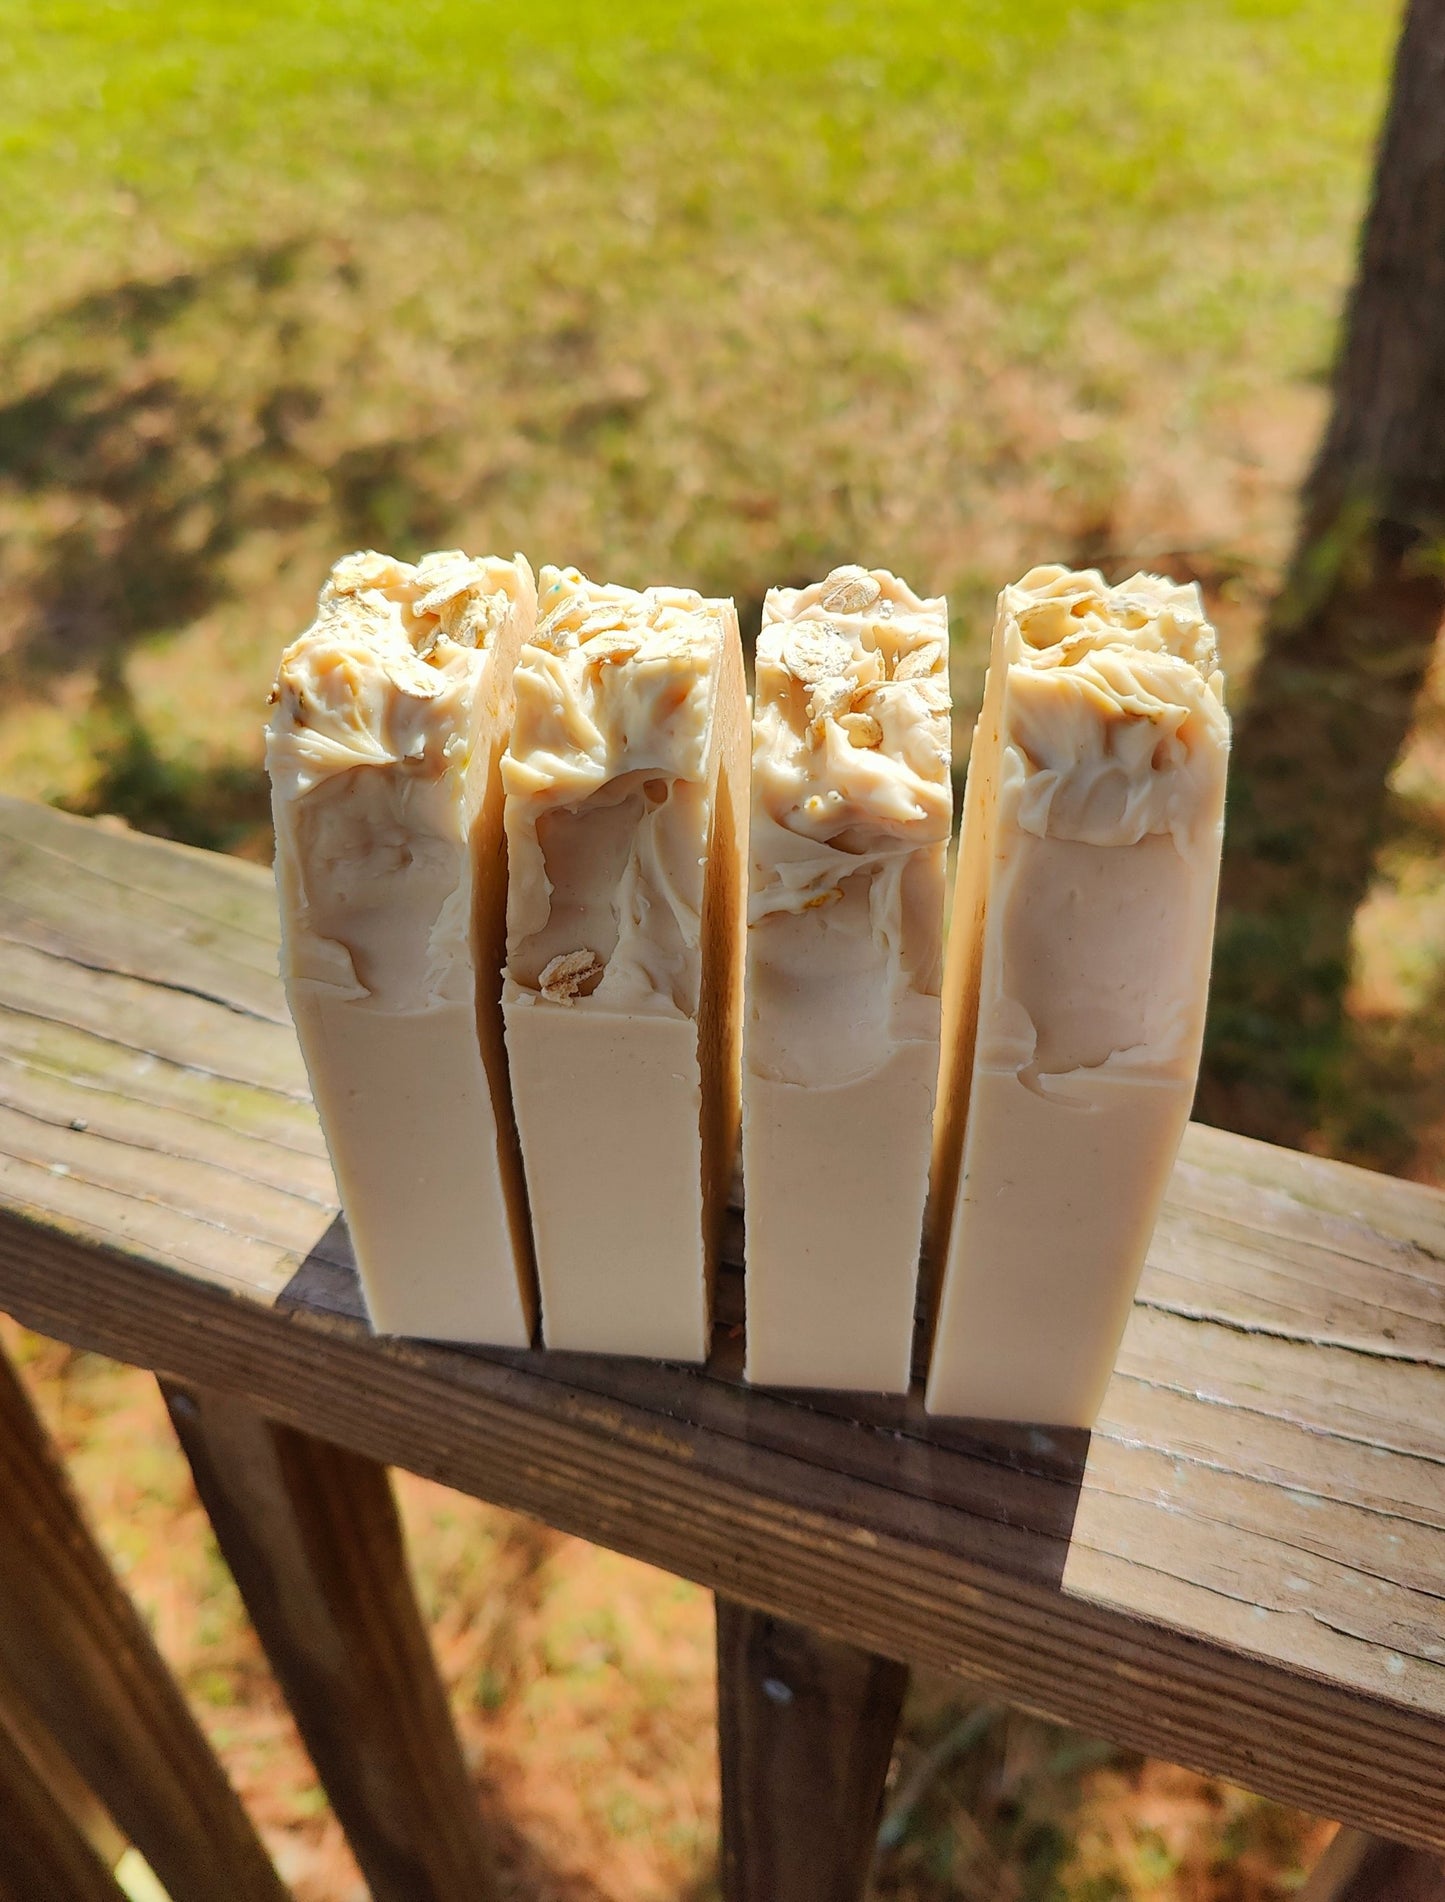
[{"xmin": 1, "ymin": 791, "xmax": 1443, "ymax": 1901}]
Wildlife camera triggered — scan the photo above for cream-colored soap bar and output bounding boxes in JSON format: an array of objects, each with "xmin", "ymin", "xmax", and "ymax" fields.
[
  {"xmin": 267, "ymin": 549, "xmax": 537, "ymax": 1344},
  {"xmin": 743, "ymin": 567, "xmax": 951, "ymax": 1392},
  {"xmin": 928, "ymin": 565, "xmax": 1229, "ymax": 1425},
  {"xmin": 501, "ymin": 566, "xmax": 748, "ymax": 1361}
]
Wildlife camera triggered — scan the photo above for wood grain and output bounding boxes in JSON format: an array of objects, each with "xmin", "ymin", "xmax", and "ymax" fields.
[
  {"xmin": 162, "ymin": 1382, "xmax": 497, "ymax": 1902},
  {"xmin": 716, "ymin": 1599, "xmax": 906, "ymax": 1902},
  {"xmin": 2, "ymin": 797, "xmax": 1445, "ymax": 1844},
  {"xmin": 0, "ymin": 1338, "xmax": 288, "ymax": 1902},
  {"xmin": 0, "ymin": 1705, "xmax": 129, "ymax": 1902},
  {"xmin": 0, "ymin": 1653, "xmax": 128, "ymax": 1874}
]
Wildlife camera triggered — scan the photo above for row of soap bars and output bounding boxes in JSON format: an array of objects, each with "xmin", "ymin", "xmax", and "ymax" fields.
[{"xmin": 267, "ymin": 550, "xmax": 1228, "ymax": 1429}]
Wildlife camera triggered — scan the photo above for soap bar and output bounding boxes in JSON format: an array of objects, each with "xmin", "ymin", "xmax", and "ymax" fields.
[
  {"xmin": 501, "ymin": 566, "xmax": 749, "ymax": 1361},
  {"xmin": 743, "ymin": 567, "xmax": 951, "ymax": 1391},
  {"xmin": 266, "ymin": 548, "xmax": 537, "ymax": 1344},
  {"xmin": 928, "ymin": 565, "xmax": 1230, "ymax": 1425}
]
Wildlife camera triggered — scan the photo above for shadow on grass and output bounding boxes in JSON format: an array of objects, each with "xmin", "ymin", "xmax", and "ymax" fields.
[
  {"xmin": 869, "ymin": 1681, "xmax": 1325, "ymax": 1902},
  {"xmin": 466, "ymin": 1521, "xmax": 659, "ymax": 1902},
  {"xmin": 869, "ymin": 1693, "xmax": 1108, "ymax": 1902},
  {"xmin": 1312, "ymin": 932, "xmax": 1445, "ymax": 1176},
  {"xmin": 0, "ymin": 240, "xmax": 459, "ymax": 689},
  {"xmin": 1199, "ymin": 557, "xmax": 1445, "ymax": 1159},
  {"xmin": 0, "ymin": 246, "xmax": 315, "ymax": 678},
  {"xmin": 59, "ymin": 660, "xmax": 273, "ymax": 858},
  {"xmin": 480, "ymin": 1804, "xmax": 652, "ymax": 1902},
  {"xmin": 0, "ymin": 241, "xmax": 477, "ymax": 854},
  {"xmin": 328, "ymin": 435, "xmax": 456, "ymax": 555}
]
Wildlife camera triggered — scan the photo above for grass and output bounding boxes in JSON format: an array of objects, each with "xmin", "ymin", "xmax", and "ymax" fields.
[
  {"xmin": 0, "ymin": 0, "xmax": 1417, "ymax": 1894},
  {"xmin": 0, "ymin": 0, "xmax": 1398, "ymax": 844}
]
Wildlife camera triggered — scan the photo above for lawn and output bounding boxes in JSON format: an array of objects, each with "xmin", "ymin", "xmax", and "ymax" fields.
[
  {"xmin": 0, "ymin": 0, "xmax": 1396, "ymax": 839},
  {"xmin": 0, "ymin": 1, "xmax": 1410, "ymax": 1896}
]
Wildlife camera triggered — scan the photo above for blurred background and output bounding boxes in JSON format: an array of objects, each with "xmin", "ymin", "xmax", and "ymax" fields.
[{"xmin": 0, "ymin": 0, "xmax": 1435, "ymax": 1895}]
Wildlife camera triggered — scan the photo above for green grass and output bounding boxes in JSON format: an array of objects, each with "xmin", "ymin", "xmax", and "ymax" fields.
[
  {"xmin": 0, "ymin": 1, "xmax": 1398, "ymax": 848},
  {"xmin": 0, "ymin": 1, "xmax": 1394, "ymax": 348}
]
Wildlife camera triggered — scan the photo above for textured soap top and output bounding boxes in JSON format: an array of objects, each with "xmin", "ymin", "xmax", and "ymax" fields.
[
  {"xmin": 997, "ymin": 565, "xmax": 1228, "ymax": 855},
  {"xmin": 502, "ymin": 564, "xmax": 734, "ymax": 1017},
  {"xmin": 267, "ymin": 549, "xmax": 533, "ymax": 797},
  {"xmin": 751, "ymin": 565, "xmax": 952, "ymax": 924},
  {"xmin": 972, "ymin": 562, "xmax": 1232, "ymax": 1088},
  {"xmin": 502, "ymin": 565, "xmax": 725, "ymax": 807},
  {"xmin": 267, "ymin": 548, "xmax": 535, "ymax": 1013}
]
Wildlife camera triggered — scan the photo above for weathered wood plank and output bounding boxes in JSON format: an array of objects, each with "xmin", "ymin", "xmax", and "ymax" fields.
[
  {"xmin": 0, "ymin": 1147, "xmax": 303, "ymax": 1298},
  {"xmin": 0, "ymin": 936, "xmax": 309, "ymax": 1103},
  {"xmin": 0, "ymin": 1050, "xmax": 327, "ymax": 1207},
  {"xmin": 0, "ymin": 1341, "xmax": 288, "ymax": 1902},
  {"xmin": 161, "ymin": 1382, "xmax": 497, "ymax": 1902},
  {"xmin": 0, "ymin": 1704, "xmax": 129, "ymax": 1902},
  {"xmin": 0, "ymin": 999, "xmax": 320, "ymax": 1157},
  {"xmin": 0, "ymin": 1095, "xmax": 330, "ymax": 1250},
  {"xmin": 716, "ymin": 1599, "xmax": 906, "ymax": 1902},
  {"xmin": 0, "ymin": 925, "xmax": 327, "ymax": 1299},
  {"xmin": 0, "ymin": 800, "xmax": 277, "ymax": 933},
  {"xmin": 3, "ymin": 797, "xmax": 1445, "ymax": 1843},
  {"xmin": 1144, "ymin": 1125, "xmax": 1445, "ymax": 1360},
  {"xmin": 0, "ymin": 802, "xmax": 283, "ymax": 1007},
  {"xmin": 0, "ymin": 1654, "xmax": 127, "ymax": 1873},
  {"xmin": 6, "ymin": 1207, "xmax": 1445, "ymax": 1848},
  {"xmin": 1298, "ymin": 1829, "xmax": 1445, "ymax": 1902}
]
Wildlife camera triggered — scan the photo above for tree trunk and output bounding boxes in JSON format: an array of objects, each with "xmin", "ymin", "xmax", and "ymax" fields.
[{"xmin": 1201, "ymin": 0, "xmax": 1445, "ymax": 1147}]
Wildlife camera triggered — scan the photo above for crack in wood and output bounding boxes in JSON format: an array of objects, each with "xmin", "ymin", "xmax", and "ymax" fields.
[
  {"xmin": 1133, "ymin": 1298, "xmax": 1445, "ymax": 1371},
  {"xmin": 0, "ymin": 1046, "xmax": 326, "ymax": 1165},
  {"xmin": 0, "ymin": 1090, "xmax": 335, "ymax": 1214},
  {"xmin": 0, "ymin": 997, "xmax": 311, "ymax": 1103},
  {"xmin": 0, "ymin": 930, "xmax": 288, "ymax": 1027}
]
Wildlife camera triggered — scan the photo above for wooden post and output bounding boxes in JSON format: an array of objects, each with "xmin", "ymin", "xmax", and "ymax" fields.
[
  {"xmin": 1300, "ymin": 1828, "xmax": 1445, "ymax": 1902},
  {"xmin": 0, "ymin": 1653, "xmax": 127, "ymax": 1874},
  {"xmin": 0, "ymin": 1343, "xmax": 287, "ymax": 1902},
  {"xmin": 0, "ymin": 1706, "xmax": 129, "ymax": 1902},
  {"xmin": 161, "ymin": 1381, "xmax": 497, "ymax": 1902},
  {"xmin": 716, "ymin": 1597, "xmax": 908, "ymax": 1902}
]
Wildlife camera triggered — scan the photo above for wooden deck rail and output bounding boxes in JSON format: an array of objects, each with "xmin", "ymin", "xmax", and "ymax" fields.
[{"xmin": 1, "ymin": 791, "xmax": 1444, "ymax": 1899}]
